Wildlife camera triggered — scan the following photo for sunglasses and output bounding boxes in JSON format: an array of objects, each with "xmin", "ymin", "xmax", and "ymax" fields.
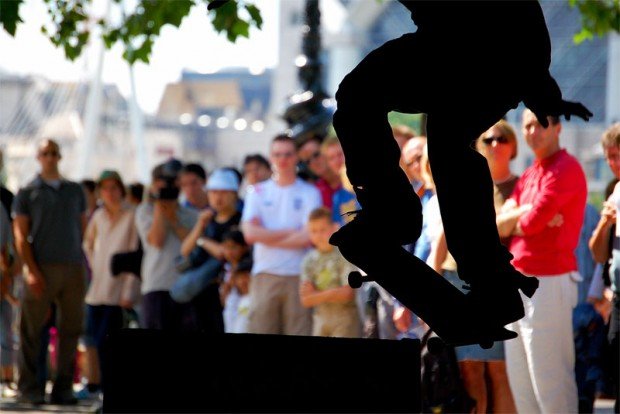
[
  {"xmin": 39, "ymin": 151, "xmax": 60, "ymax": 157},
  {"xmin": 301, "ymin": 151, "xmax": 322, "ymax": 164},
  {"xmin": 272, "ymin": 151, "xmax": 295, "ymax": 159},
  {"xmin": 405, "ymin": 155, "xmax": 423, "ymax": 167},
  {"xmin": 482, "ymin": 136, "xmax": 509, "ymax": 146}
]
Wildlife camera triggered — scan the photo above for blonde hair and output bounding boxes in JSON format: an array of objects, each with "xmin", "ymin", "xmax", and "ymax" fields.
[
  {"xmin": 321, "ymin": 135, "xmax": 341, "ymax": 153},
  {"xmin": 475, "ymin": 119, "xmax": 518, "ymax": 160},
  {"xmin": 601, "ymin": 123, "xmax": 620, "ymax": 149}
]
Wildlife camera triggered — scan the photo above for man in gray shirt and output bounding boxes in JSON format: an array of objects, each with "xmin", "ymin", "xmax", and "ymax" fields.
[{"xmin": 12, "ymin": 139, "xmax": 87, "ymax": 405}]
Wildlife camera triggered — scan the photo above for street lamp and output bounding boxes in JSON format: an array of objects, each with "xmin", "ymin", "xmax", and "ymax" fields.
[{"xmin": 282, "ymin": 0, "xmax": 335, "ymax": 145}]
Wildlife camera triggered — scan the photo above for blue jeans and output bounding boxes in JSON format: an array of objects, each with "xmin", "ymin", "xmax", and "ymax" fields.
[
  {"xmin": 169, "ymin": 257, "xmax": 223, "ymax": 304},
  {"xmin": 573, "ymin": 302, "xmax": 606, "ymax": 413}
]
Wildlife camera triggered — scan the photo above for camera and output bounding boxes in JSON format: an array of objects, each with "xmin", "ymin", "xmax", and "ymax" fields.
[{"xmin": 150, "ymin": 159, "xmax": 182, "ymax": 201}]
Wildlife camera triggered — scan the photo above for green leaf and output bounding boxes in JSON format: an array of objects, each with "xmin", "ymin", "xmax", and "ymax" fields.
[
  {"xmin": 245, "ymin": 4, "xmax": 263, "ymax": 29},
  {"xmin": 0, "ymin": 0, "xmax": 24, "ymax": 36}
]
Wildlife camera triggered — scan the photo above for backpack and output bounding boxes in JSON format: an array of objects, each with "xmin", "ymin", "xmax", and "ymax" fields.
[{"xmin": 420, "ymin": 330, "xmax": 475, "ymax": 414}]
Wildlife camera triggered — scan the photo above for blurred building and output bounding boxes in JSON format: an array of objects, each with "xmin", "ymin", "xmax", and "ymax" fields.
[{"xmin": 323, "ymin": 0, "xmax": 620, "ymax": 195}]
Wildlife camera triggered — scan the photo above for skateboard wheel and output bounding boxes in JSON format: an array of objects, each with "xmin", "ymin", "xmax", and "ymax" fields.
[
  {"xmin": 426, "ymin": 336, "xmax": 445, "ymax": 355},
  {"xmin": 479, "ymin": 340, "xmax": 493, "ymax": 349},
  {"xmin": 348, "ymin": 271, "xmax": 363, "ymax": 289}
]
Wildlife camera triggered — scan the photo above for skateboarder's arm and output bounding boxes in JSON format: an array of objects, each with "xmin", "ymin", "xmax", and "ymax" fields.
[{"xmin": 241, "ymin": 221, "xmax": 294, "ymax": 244}]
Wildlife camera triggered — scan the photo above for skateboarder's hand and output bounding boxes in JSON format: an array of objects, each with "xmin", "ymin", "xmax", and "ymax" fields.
[{"xmin": 528, "ymin": 100, "xmax": 592, "ymax": 128}]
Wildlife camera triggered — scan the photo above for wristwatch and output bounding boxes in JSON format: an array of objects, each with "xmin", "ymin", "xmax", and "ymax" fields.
[{"xmin": 197, "ymin": 237, "xmax": 207, "ymax": 248}]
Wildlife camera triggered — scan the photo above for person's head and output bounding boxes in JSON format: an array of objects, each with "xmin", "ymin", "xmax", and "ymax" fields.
[
  {"xmin": 307, "ymin": 207, "xmax": 338, "ymax": 252},
  {"xmin": 270, "ymin": 134, "xmax": 299, "ymax": 177},
  {"xmin": 392, "ymin": 124, "xmax": 416, "ymax": 150},
  {"xmin": 297, "ymin": 135, "xmax": 331, "ymax": 178},
  {"xmin": 402, "ymin": 136, "xmax": 427, "ymax": 183},
  {"xmin": 321, "ymin": 135, "xmax": 346, "ymax": 174},
  {"xmin": 36, "ymin": 139, "xmax": 61, "ymax": 174},
  {"xmin": 222, "ymin": 227, "xmax": 249, "ymax": 264},
  {"xmin": 126, "ymin": 182, "xmax": 145, "ymax": 206},
  {"xmin": 243, "ymin": 154, "xmax": 271, "ymax": 185},
  {"xmin": 232, "ymin": 257, "xmax": 253, "ymax": 295},
  {"xmin": 522, "ymin": 108, "xmax": 561, "ymax": 160},
  {"xmin": 601, "ymin": 123, "xmax": 620, "ymax": 179},
  {"xmin": 476, "ymin": 119, "xmax": 518, "ymax": 170},
  {"xmin": 179, "ymin": 163, "xmax": 207, "ymax": 206},
  {"xmin": 150, "ymin": 159, "xmax": 182, "ymax": 203},
  {"xmin": 81, "ymin": 179, "xmax": 97, "ymax": 210},
  {"xmin": 96, "ymin": 170, "xmax": 125, "ymax": 208},
  {"xmin": 206, "ymin": 168, "xmax": 239, "ymax": 213}
]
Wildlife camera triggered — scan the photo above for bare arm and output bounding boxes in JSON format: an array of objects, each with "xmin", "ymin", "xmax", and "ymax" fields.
[
  {"xmin": 589, "ymin": 203, "xmax": 615, "ymax": 263},
  {"xmin": 428, "ymin": 231, "xmax": 448, "ymax": 274},
  {"xmin": 299, "ymin": 281, "xmax": 355, "ymax": 308},
  {"xmin": 497, "ymin": 204, "xmax": 532, "ymax": 238},
  {"xmin": 147, "ymin": 203, "xmax": 168, "ymax": 248},
  {"xmin": 265, "ymin": 229, "xmax": 312, "ymax": 249},
  {"xmin": 13, "ymin": 215, "xmax": 39, "ymax": 276},
  {"xmin": 82, "ymin": 216, "xmax": 97, "ymax": 264},
  {"xmin": 241, "ymin": 221, "xmax": 293, "ymax": 245},
  {"xmin": 13, "ymin": 215, "xmax": 45, "ymax": 298}
]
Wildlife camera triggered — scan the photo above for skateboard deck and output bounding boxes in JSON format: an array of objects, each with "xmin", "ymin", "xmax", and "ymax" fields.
[{"xmin": 337, "ymin": 240, "xmax": 517, "ymax": 348}]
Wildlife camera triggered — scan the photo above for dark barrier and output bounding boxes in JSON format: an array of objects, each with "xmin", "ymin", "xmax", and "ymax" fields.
[{"xmin": 102, "ymin": 329, "xmax": 420, "ymax": 413}]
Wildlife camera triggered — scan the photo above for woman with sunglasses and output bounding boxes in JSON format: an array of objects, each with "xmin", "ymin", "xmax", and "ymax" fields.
[{"xmin": 476, "ymin": 120, "xmax": 520, "ymax": 220}]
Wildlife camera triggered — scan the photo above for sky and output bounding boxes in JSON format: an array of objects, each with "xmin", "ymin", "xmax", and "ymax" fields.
[{"xmin": 0, "ymin": 0, "xmax": 280, "ymax": 115}]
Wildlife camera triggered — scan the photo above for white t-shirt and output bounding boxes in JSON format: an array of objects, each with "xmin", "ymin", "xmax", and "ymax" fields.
[
  {"xmin": 613, "ymin": 181, "xmax": 620, "ymax": 238},
  {"xmin": 241, "ymin": 178, "xmax": 322, "ymax": 276}
]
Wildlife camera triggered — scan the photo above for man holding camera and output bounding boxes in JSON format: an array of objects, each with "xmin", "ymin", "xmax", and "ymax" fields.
[{"xmin": 135, "ymin": 160, "xmax": 197, "ymax": 330}]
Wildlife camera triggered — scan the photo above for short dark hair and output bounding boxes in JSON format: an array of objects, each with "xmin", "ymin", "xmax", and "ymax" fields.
[
  {"xmin": 243, "ymin": 153, "xmax": 270, "ymax": 169},
  {"xmin": 308, "ymin": 207, "xmax": 333, "ymax": 223},
  {"xmin": 181, "ymin": 163, "xmax": 207, "ymax": 181},
  {"xmin": 271, "ymin": 133, "xmax": 296, "ymax": 148},
  {"xmin": 222, "ymin": 227, "xmax": 248, "ymax": 247},
  {"xmin": 234, "ymin": 257, "xmax": 253, "ymax": 275},
  {"xmin": 81, "ymin": 179, "xmax": 96, "ymax": 194},
  {"xmin": 128, "ymin": 182, "xmax": 145, "ymax": 202}
]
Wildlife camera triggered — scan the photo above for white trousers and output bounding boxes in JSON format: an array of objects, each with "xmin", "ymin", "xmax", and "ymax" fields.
[{"xmin": 505, "ymin": 272, "xmax": 579, "ymax": 414}]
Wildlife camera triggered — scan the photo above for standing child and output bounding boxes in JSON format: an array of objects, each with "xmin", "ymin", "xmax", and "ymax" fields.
[
  {"xmin": 299, "ymin": 207, "xmax": 360, "ymax": 338},
  {"xmin": 228, "ymin": 258, "xmax": 253, "ymax": 334},
  {"xmin": 219, "ymin": 228, "xmax": 251, "ymax": 333}
]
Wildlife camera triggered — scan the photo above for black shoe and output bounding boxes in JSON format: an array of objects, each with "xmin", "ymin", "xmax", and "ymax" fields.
[
  {"xmin": 16, "ymin": 393, "xmax": 46, "ymax": 405},
  {"xmin": 49, "ymin": 393, "xmax": 78, "ymax": 405}
]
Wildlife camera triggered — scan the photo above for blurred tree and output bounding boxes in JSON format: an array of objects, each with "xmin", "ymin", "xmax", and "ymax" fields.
[
  {"xmin": 1, "ymin": 0, "xmax": 617, "ymax": 65},
  {"xmin": 569, "ymin": 0, "xmax": 620, "ymax": 44},
  {"xmin": 0, "ymin": 0, "xmax": 262, "ymax": 64}
]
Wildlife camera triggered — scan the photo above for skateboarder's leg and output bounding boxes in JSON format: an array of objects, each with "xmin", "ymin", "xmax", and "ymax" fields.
[
  {"xmin": 425, "ymin": 115, "xmax": 530, "ymax": 323},
  {"xmin": 331, "ymin": 34, "xmax": 426, "ymax": 245}
]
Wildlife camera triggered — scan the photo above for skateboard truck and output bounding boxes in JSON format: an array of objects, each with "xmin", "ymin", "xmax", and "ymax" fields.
[{"xmin": 348, "ymin": 271, "xmax": 374, "ymax": 289}]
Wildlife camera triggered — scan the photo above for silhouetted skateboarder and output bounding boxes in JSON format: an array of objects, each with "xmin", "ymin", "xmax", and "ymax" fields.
[{"xmin": 330, "ymin": 1, "xmax": 592, "ymax": 347}]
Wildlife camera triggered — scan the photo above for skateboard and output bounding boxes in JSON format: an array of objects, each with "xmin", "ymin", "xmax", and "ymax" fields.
[{"xmin": 338, "ymin": 241, "xmax": 520, "ymax": 349}]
